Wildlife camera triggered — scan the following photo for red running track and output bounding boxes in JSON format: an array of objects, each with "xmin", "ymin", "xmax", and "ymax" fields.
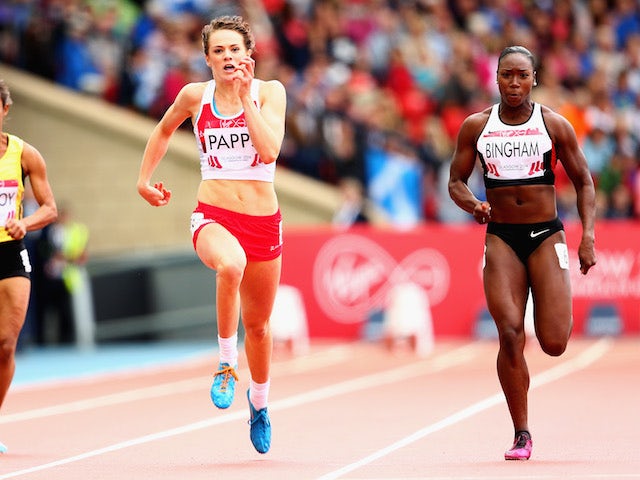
[{"xmin": 1, "ymin": 337, "xmax": 639, "ymax": 479}]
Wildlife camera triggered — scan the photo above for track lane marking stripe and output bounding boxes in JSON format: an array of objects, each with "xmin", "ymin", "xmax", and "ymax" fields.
[
  {"xmin": 316, "ymin": 337, "xmax": 613, "ymax": 480},
  {"xmin": 0, "ymin": 343, "xmax": 479, "ymax": 478}
]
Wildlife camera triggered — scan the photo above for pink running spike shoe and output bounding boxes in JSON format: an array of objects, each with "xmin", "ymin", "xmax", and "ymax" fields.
[{"xmin": 505, "ymin": 431, "xmax": 532, "ymax": 460}]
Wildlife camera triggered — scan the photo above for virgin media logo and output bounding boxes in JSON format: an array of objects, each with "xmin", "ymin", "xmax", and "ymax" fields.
[{"xmin": 312, "ymin": 234, "xmax": 450, "ymax": 323}]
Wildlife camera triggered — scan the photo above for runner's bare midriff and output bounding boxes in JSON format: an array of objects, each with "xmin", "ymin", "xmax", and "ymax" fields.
[
  {"xmin": 486, "ymin": 184, "xmax": 557, "ymax": 223},
  {"xmin": 197, "ymin": 179, "xmax": 278, "ymax": 215}
]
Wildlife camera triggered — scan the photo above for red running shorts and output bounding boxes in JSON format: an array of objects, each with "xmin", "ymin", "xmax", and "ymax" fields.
[{"xmin": 190, "ymin": 201, "xmax": 283, "ymax": 261}]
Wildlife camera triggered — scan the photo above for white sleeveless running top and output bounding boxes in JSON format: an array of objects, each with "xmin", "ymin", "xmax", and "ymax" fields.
[
  {"xmin": 193, "ymin": 79, "xmax": 275, "ymax": 182},
  {"xmin": 477, "ymin": 103, "xmax": 556, "ymax": 189}
]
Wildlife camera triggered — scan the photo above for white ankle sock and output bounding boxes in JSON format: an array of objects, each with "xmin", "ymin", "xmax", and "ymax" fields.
[
  {"xmin": 249, "ymin": 378, "xmax": 270, "ymax": 410},
  {"xmin": 218, "ymin": 333, "xmax": 238, "ymax": 366}
]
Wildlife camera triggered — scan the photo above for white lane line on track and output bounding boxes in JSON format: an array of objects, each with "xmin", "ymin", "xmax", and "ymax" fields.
[
  {"xmin": 355, "ymin": 475, "xmax": 640, "ymax": 479},
  {"xmin": 0, "ymin": 345, "xmax": 354, "ymax": 425},
  {"xmin": 0, "ymin": 343, "xmax": 480, "ymax": 479},
  {"xmin": 316, "ymin": 337, "xmax": 614, "ymax": 480}
]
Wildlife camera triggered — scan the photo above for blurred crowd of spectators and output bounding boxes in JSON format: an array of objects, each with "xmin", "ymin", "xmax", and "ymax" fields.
[{"xmin": 2, "ymin": 0, "xmax": 640, "ymax": 225}]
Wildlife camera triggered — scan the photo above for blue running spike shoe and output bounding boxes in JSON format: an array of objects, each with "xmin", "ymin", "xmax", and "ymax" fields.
[
  {"xmin": 247, "ymin": 389, "xmax": 271, "ymax": 454},
  {"xmin": 0, "ymin": 441, "xmax": 7, "ymax": 454},
  {"xmin": 210, "ymin": 362, "xmax": 238, "ymax": 409}
]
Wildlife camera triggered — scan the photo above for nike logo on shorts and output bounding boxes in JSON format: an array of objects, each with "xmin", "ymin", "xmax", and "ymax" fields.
[{"xmin": 530, "ymin": 228, "xmax": 550, "ymax": 238}]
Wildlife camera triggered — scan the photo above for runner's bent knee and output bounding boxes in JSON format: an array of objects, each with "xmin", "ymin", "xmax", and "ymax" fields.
[
  {"xmin": 216, "ymin": 260, "xmax": 246, "ymax": 287},
  {"xmin": 537, "ymin": 327, "xmax": 570, "ymax": 356},
  {"xmin": 497, "ymin": 324, "xmax": 526, "ymax": 356},
  {"xmin": 244, "ymin": 321, "xmax": 270, "ymax": 339},
  {"xmin": 0, "ymin": 338, "xmax": 17, "ymax": 364}
]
